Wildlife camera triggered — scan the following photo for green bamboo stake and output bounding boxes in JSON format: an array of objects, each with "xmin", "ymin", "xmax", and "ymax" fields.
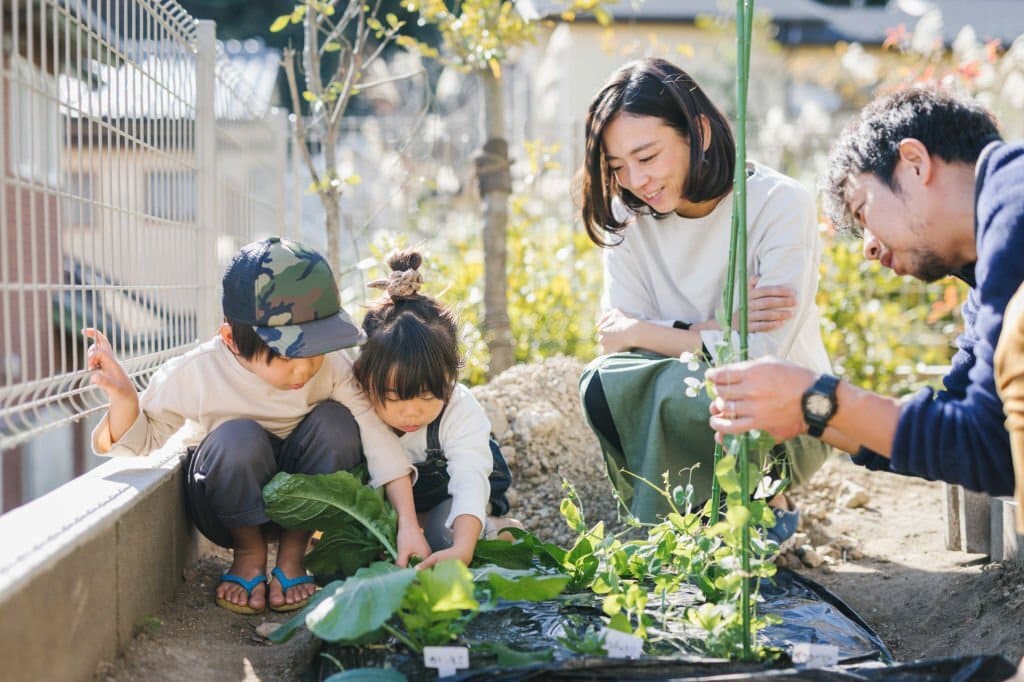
[
  {"xmin": 707, "ymin": 211, "xmax": 740, "ymax": 526},
  {"xmin": 734, "ymin": 0, "xmax": 755, "ymax": 659},
  {"xmin": 712, "ymin": 4, "xmax": 756, "ymax": 529}
]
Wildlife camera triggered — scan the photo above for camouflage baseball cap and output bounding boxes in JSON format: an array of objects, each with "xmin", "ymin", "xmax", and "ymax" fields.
[{"xmin": 222, "ymin": 237, "xmax": 365, "ymax": 357}]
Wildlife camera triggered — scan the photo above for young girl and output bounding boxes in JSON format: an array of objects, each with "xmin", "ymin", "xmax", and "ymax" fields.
[
  {"xmin": 577, "ymin": 57, "xmax": 832, "ymax": 538},
  {"xmin": 353, "ymin": 249, "xmax": 521, "ymax": 568}
]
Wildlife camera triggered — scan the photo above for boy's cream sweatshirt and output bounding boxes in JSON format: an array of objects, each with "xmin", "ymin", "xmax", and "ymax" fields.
[{"xmin": 91, "ymin": 336, "xmax": 414, "ymax": 488}]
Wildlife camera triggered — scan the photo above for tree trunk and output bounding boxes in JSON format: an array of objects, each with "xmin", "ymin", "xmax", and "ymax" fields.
[
  {"xmin": 322, "ymin": 118, "xmax": 342, "ymax": 278},
  {"xmin": 476, "ymin": 70, "xmax": 514, "ymax": 378}
]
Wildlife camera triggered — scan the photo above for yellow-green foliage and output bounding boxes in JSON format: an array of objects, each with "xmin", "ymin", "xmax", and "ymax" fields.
[
  {"xmin": 505, "ymin": 195, "xmax": 602, "ymax": 370},
  {"xmin": 401, "ymin": 0, "xmax": 615, "ymax": 77},
  {"xmin": 817, "ymin": 234, "xmax": 966, "ymax": 397}
]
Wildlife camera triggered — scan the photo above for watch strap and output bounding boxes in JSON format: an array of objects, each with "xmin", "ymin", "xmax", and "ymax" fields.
[{"xmin": 804, "ymin": 373, "xmax": 839, "ymax": 437}]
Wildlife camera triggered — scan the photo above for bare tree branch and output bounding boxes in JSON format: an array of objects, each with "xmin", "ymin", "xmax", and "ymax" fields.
[{"xmin": 282, "ymin": 47, "xmax": 321, "ymax": 188}]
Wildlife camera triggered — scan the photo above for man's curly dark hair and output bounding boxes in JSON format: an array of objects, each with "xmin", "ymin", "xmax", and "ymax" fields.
[{"xmin": 821, "ymin": 87, "xmax": 1000, "ymax": 237}]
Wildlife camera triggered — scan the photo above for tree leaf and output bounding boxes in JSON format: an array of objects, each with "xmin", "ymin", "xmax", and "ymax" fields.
[{"xmin": 269, "ymin": 15, "xmax": 290, "ymax": 32}]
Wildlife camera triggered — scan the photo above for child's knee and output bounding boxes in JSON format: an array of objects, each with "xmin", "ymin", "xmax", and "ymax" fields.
[
  {"xmin": 303, "ymin": 401, "xmax": 363, "ymax": 470},
  {"xmin": 201, "ymin": 419, "xmax": 275, "ymax": 469}
]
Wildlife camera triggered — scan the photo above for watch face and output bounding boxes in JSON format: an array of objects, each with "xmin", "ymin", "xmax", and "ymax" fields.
[{"xmin": 806, "ymin": 393, "xmax": 832, "ymax": 417}]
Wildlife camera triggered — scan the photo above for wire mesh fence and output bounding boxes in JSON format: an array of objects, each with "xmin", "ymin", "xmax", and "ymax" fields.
[{"xmin": 0, "ymin": 0, "xmax": 290, "ymax": 509}]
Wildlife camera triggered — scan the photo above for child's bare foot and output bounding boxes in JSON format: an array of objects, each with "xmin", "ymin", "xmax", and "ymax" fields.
[
  {"xmin": 269, "ymin": 528, "xmax": 317, "ymax": 612},
  {"xmin": 485, "ymin": 516, "xmax": 524, "ymax": 542},
  {"xmin": 217, "ymin": 527, "xmax": 268, "ymax": 614}
]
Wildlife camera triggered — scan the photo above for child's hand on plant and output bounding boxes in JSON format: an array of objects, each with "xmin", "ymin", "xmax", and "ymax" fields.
[
  {"xmin": 396, "ymin": 518, "xmax": 432, "ymax": 568},
  {"xmin": 416, "ymin": 515, "xmax": 481, "ymax": 569},
  {"xmin": 415, "ymin": 543, "xmax": 473, "ymax": 569}
]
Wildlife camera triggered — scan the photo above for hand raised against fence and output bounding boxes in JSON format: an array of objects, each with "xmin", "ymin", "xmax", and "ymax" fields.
[{"xmin": 83, "ymin": 328, "xmax": 136, "ymax": 402}]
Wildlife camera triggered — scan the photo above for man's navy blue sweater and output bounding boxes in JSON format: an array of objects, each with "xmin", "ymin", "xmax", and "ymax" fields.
[{"xmin": 853, "ymin": 142, "xmax": 1024, "ymax": 496}]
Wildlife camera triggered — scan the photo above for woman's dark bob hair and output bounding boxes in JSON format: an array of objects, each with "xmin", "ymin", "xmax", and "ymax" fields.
[
  {"xmin": 579, "ymin": 57, "xmax": 735, "ymax": 247},
  {"xmin": 352, "ymin": 249, "xmax": 461, "ymax": 406}
]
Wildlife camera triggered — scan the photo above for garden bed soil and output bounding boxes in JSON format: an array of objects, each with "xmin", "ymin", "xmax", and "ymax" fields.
[{"xmin": 93, "ymin": 359, "xmax": 1024, "ymax": 681}]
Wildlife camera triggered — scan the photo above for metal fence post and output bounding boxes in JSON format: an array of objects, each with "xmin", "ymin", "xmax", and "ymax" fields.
[{"xmin": 195, "ymin": 20, "xmax": 218, "ymax": 338}]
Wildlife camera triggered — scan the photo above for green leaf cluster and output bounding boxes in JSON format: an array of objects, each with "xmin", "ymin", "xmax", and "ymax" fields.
[
  {"xmin": 271, "ymin": 559, "xmax": 569, "ymax": 653},
  {"xmin": 483, "ymin": 476, "xmax": 782, "ymax": 659},
  {"xmin": 263, "ymin": 470, "xmax": 398, "ymax": 576}
]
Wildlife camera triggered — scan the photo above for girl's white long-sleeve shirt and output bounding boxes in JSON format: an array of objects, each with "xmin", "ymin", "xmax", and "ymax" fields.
[
  {"xmin": 90, "ymin": 336, "xmax": 414, "ymax": 488},
  {"xmin": 396, "ymin": 383, "xmax": 493, "ymax": 530},
  {"xmin": 603, "ymin": 161, "xmax": 831, "ymax": 374}
]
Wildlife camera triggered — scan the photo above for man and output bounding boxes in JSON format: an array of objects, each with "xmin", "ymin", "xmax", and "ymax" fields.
[{"xmin": 707, "ymin": 87, "xmax": 1024, "ymax": 498}]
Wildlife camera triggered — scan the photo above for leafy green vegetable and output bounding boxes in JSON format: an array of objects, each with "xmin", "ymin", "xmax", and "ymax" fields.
[
  {"xmin": 307, "ymin": 562, "xmax": 417, "ymax": 643},
  {"xmin": 397, "ymin": 560, "xmax": 479, "ymax": 650},
  {"xmin": 471, "ymin": 565, "xmax": 570, "ymax": 603},
  {"xmin": 471, "ymin": 537, "xmax": 537, "ymax": 569},
  {"xmin": 263, "ymin": 471, "xmax": 398, "ymax": 574},
  {"xmin": 556, "ymin": 616, "xmax": 607, "ymax": 656},
  {"xmin": 305, "ymin": 522, "xmax": 383, "ymax": 577}
]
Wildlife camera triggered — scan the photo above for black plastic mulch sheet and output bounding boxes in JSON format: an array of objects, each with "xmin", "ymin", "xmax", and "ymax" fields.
[
  {"xmin": 447, "ymin": 655, "xmax": 1018, "ymax": 680},
  {"xmin": 309, "ymin": 569, "xmax": 1017, "ymax": 681}
]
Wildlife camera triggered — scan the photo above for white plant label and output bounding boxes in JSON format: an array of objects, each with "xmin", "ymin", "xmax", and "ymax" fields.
[
  {"xmin": 602, "ymin": 628, "xmax": 644, "ymax": 659},
  {"xmin": 791, "ymin": 642, "xmax": 839, "ymax": 668},
  {"xmin": 423, "ymin": 646, "xmax": 469, "ymax": 677}
]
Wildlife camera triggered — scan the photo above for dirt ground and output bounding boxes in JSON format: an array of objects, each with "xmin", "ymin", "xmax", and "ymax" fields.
[{"xmin": 93, "ymin": 456, "xmax": 1024, "ymax": 681}]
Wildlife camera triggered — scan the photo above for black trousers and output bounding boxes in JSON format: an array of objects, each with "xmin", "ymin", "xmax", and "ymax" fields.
[{"xmin": 184, "ymin": 400, "xmax": 363, "ymax": 548}]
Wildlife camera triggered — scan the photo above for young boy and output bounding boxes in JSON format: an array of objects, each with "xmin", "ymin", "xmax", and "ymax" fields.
[{"xmin": 86, "ymin": 237, "xmax": 431, "ymax": 614}]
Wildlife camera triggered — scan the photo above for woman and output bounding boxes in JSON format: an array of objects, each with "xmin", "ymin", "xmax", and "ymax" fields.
[{"xmin": 578, "ymin": 57, "xmax": 831, "ymax": 534}]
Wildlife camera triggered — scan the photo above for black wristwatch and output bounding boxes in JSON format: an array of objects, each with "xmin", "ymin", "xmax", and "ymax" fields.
[{"xmin": 801, "ymin": 374, "xmax": 839, "ymax": 437}]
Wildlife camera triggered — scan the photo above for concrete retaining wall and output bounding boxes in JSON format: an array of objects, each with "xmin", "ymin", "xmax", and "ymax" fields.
[{"xmin": 0, "ymin": 436, "xmax": 194, "ymax": 682}]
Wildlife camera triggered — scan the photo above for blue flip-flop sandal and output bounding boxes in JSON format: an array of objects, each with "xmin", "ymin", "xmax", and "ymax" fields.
[
  {"xmin": 269, "ymin": 566, "xmax": 315, "ymax": 613},
  {"xmin": 215, "ymin": 572, "xmax": 267, "ymax": 615}
]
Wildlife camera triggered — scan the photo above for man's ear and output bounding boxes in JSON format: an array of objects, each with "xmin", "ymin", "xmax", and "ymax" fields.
[
  {"xmin": 219, "ymin": 322, "xmax": 237, "ymax": 352},
  {"xmin": 897, "ymin": 138, "xmax": 933, "ymax": 183}
]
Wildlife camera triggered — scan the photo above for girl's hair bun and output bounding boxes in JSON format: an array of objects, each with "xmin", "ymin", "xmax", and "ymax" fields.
[{"xmin": 368, "ymin": 248, "xmax": 424, "ymax": 300}]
